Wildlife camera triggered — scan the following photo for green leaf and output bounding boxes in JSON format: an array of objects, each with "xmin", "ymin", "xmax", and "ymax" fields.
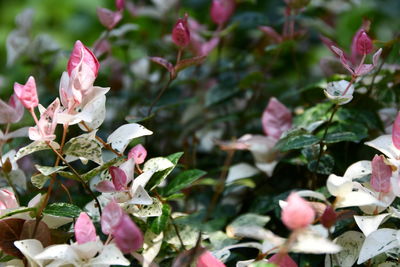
[
  {"xmin": 31, "ymin": 173, "xmax": 50, "ymax": 189},
  {"xmin": 325, "ymin": 132, "xmax": 358, "ymax": 143},
  {"xmin": 150, "ymin": 204, "xmax": 171, "ymax": 235},
  {"xmin": 307, "ymin": 154, "xmax": 335, "ymax": 175},
  {"xmin": 81, "ymin": 157, "xmax": 125, "ymax": 182},
  {"xmin": 250, "ymin": 263, "xmax": 277, "ymax": 267},
  {"xmin": 63, "ymin": 133, "xmax": 103, "ymax": 165},
  {"xmin": 0, "ymin": 207, "xmax": 36, "ymax": 219},
  {"xmin": 145, "ymin": 152, "xmax": 183, "ymax": 191},
  {"xmin": 276, "ymin": 130, "xmax": 320, "ymax": 152},
  {"xmin": 43, "ymin": 203, "xmax": 82, "ymax": 218},
  {"xmin": 163, "ymin": 169, "xmax": 206, "ymax": 196},
  {"xmin": 35, "ymin": 165, "xmax": 67, "ymax": 176}
]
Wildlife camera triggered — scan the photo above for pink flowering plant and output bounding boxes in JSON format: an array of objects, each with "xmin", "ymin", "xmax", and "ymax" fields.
[{"xmin": 0, "ymin": 0, "xmax": 400, "ymax": 266}]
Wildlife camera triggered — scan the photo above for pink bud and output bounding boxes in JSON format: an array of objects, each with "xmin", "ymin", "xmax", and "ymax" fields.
[
  {"xmin": 101, "ymin": 200, "xmax": 123, "ymax": 235},
  {"xmin": 355, "ymin": 31, "xmax": 373, "ymax": 55},
  {"xmin": 320, "ymin": 206, "xmax": 337, "ymax": 229},
  {"xmin": 0, "ymin": 189, "xmax": 18, "ymax": 210},
  {"xmin": 269, "ymin": 253, "xmax": 298, "ymax": 267},
  {"xmin": 97, "ymin": 7, "xmax": 123, "ymax": 30},
  {"xmin": 392, "ymin": 112, "xmax": 400, "ymax": 150},
  {"xmin": 113, "ymin": 213, "xmax": 143, "ymax": 253},
  {"xmin": 13, "ymin": 76, "xmax": 39, "ymax": 109},
  {"xmin": 115, "ymin": 0, "xmax": 125, "ymax": 10},
  {"xmin": 262, "ymin": 97, "xmax": 292, "ymax": 140},
  {"xmin": 67, "ymin": 40, "xmax": 100, "ymax": 77},
  {"xmin": 281, "ymin": 193, "xmax": 315, "ymax": 230},
  {"xmin": 172, "ymin": 14, "xmax": 191, "ymax": 48},
  {"xmin": 128, "ymin": 144, "xmax": 147, "ymax": 164},
  {"xmin": 75, "ymin": 212, "xmax": 97, "ymax": 244},
  {"xmin": 210, "ymin": 0, "xmax": 235, "ymax": 26},
  {"xmin": 109, "ymin": 166, "xmax": 128, "ymax": 191},
  {"xmin": 197, "ymin": 250, "xmax": 226, "ymax": 267},
  {"xmin": 371, "ymin": 155, "xmax": 392, "ymax": 193}
]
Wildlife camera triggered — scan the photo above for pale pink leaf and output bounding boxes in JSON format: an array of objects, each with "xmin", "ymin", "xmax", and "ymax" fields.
[
  {"xmin": 259, "ymin": 26, "xmax": 283, "ymax": 43},
  {"xmin": 128, "ymin": 144, "xmax": 147, "ymax": 164},
  {"xmin": 113, "ymin": 213, "xmax": 144, "ymax": 253},
  {"xmin": 354, "ymin": 64, "xmax": 374, "ymax": 76},
  {"xmin": 150, "ymin": 57, "xmax": 176, "ymax": 77},
  {"xmin": 370, "ymin": 155, "xmax": 392, "ymax": 193},
  {"xmin": 67, "ymin": 40, "xmax": 100, "ymax": 77},
  {"xmin": 372, "ymin": 48, "xmax": 382, "ymax": 66},
  {"xmin": 96, "ymin": 180, "xmax": 116, "ymax": 193},
  {"xmin": 0, "ymin": 94, "xmax": 24, "ymax": 124},
  {"xmin": 174, "ymin": 55, "xmax": 207, "ymax": 73},
  {"xmin": 101, "ymin": 200, "xmax": 123, "ymax": 235},
  {"xmin": 200, "ymin": 37, "xmax": 220, "ymax": 56},
  {"xmin": 97, "ymin": 8, "xmax": 123, "ymax": 30},
  {"xmin": 269, "ymin": 253, "xmax": 298, "ymax": 267},
  {"xmin": 110, "ymin": 166, "xmax": 127, "ymax": 191},
  {"xmin": 197, "ymin": 250, "xmax": 226, "ymax": 267},
  {"xmin": 29, "ymin": 98, "xmax": 60, "ymax": 142},
  {"xmin": 281, "ymin": 193, "xmax": 315, "ymax": 230},
  {"xmin": 13, "ymin": 76, "xmax": 39, "ymax": 109},
  {"xmin": 392, "ymin": 112, "xmax": 400, "ymax": 150},
  {"xmin": 262, "ymin": 97, "xmax": 292, "ymax": 140},
  {"xmin": 0, "ymin": 189, "xmax": 18, "ymax": 210},
  {"xmin": 75, "ymin": 212, "xmax": 97, "ymax": 244}
]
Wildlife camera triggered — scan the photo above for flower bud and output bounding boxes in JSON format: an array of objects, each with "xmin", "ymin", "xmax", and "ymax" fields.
[
  {"xmin": 115, "ymin": 0, "xmax": 125, "ymax": 10},
  {"xmin": 172, "ymin": 14, "xmax": 190, "ymax": 48},
  {"xmin": 210, "ymin": 0, "xmax": 235, "ymax": 26},
  {"xmin": 355, "ymin": 31, "xmax": 373, "ymax": 55},
  {"xmin": 14, "ymin": 76, "xmax": 39, "ymax": 109},
  {"xmin": 281, "ymin": 193, "xmax": 315, "ymax": 230}
]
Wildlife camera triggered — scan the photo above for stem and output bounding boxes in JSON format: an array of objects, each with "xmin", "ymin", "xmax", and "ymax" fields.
[
  {"xmin": 147, "ymin": 78, "xmax": 173, "ymax": 117},
  {"xmin": 170, "ymin": 214, "xmax": 185, "ymax": 249}
]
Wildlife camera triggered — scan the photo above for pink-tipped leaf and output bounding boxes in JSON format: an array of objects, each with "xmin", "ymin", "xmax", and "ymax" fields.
[
  {"xmin": 75, "ymin": 212, "xmax": 97, "ymax": 244},
  {"xmin": 113, "ymin": 213, "xmax": 144, "ymax": 253},
  {"xmin": 67, "ymin": 40, "xmax": 100, "ymax": 77},
  {"xmin": 109, "ymin": 166, "xmax": 128, "ymax": 191},
  {"xmin": 13, "ymin": 76, "xmax": 39, "ymax": 109}
]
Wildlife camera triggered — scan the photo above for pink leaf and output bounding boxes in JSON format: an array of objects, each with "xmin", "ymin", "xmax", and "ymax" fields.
[
  {"xmin": 13, "ymin": 76, "xmax": 39, "ymax": 109},
  {"xmin": 28, "ymin": 98, "xmax": 60, "ymax": 142},
  {"xmin": 331, "ymin": 46, "xmax": 354, "ymax": 75},
  {"xmin": 0, "ymin": 189, "xmax": 18, "ymax": 210},
  {"xmin": 262, "ymin": 97, "xmax": 292, "ymax": 140},
  {"xmin": 269, "ymin": 253, "xmax": 298, "ymax": 267},
  {"xmin": 281, "ymin": 193, "xmax": 315, "ymax": 230},
  {"xmin": 197, "ymin": 250, "xmax": 226, "ymax": 267},
  {"xmin": 259, "ymin": 26, "xmax": 283, "ymax": 43},
  {"xmin": 210, "ymin": 0, "xmax": 236, "ymax": 26},
  {"xmin": 355, "ymin": 31, "xmax": 373, "ymax": 55},
  {"xmin": 354, "ymin": 64, "xmax": 374, "ymax": 76},
  {"xmin": 392, "ymin": 112, "xmax": 400, "ymax": 150},
  {"xmin": 200, "ymin": 37, "xmax": 220, "ymax": 56},
  {"xmin": 113, "ymin": 213, "xmax": 143, "ymax": 253},
  {"xmin": 371, "ymin": 155, "xmax": 392, "ymax": 193},
  {"xmin": 174, "ymin": 55, "xmax": 207, "ymax": 73},
  {"xmin": 95, "ymin": 180, "xmax": 117, "ymax": 193},
  {"xmin": 109, "ymin": 166, "xmax": 127, "ymax": 191},
  {"xmin": 101, "ymin": 200, "xmax": 123, "ymax": 235},
  {"xmin": 67, "ymin": 40, "xmax": 100, "ymax": 77},
  {"xmin": 128, "ymin": 144, "xmax": 147, "ymax": 164},
  {"xmin": 0, "ymin": 94, "xmax": 24, "ymax": 124},
  {"xmin": 372, "ymin": 48, "xmax": 382, "ymax": 66},
  {"xmin": 172, "ymin": 14, "xmax": 190, "ymax": 48},
  {"xmin": 97, "ymin": 7, "xmax": 123, "ymax": 30},
  {"xmin": 75, "ymin": 212, "xmax": 97, "ymax": 244}
]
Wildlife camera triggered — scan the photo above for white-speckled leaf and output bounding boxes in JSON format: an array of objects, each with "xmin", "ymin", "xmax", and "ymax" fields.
[
  {"xmin": 64, "ymin": 133, "xmax": 103, "ymax": 165},
  {"xmin": 143, "ymin": 157, "xmax": 173, "ymax": 172},
  {"xmin": 130, "ymin": 197, "xmax": 162, "ymax": 217},
  {"xmin": 15, "ymin": 141, "xmax": 60, "ymax": 160},
  {"xmin": 14, "ymin": 239, "xmax": 44, "ymax": 267},
  {"xmin": 129, "ymin": 185, "xmax": 153, "ymax": 205},
  {"xmin": 331, "ymin": 231, "xmax": 364, "ymax": 267},
  {"xmin": 35, "ymin": 165, "xmax": 67, "ymax": 176},
  {"xmin": 107, "ymin": 123, "xmax": 153, "ymax": 153},
  {"xmin": 142, "ymin": 231, "xmax": 164, "ymax": 267},
  {"xmin": 357, "ymin": 229, "xmax": 400, "ymax": 264},
  {"xmin": 343, "ymin": 160, "xmax": 372, "ymax": 180}
]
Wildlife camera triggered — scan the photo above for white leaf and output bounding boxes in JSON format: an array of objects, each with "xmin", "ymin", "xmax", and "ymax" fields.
[
  {"xmin": 89, "ymin": 244, "xmax": 130, "ymax": 266},
  {"xmin": 129, "ymin": 185, "xmax": 153, "ymax": 205},
  {"xmin": 130, "ymin": 197, "xmax": 162, "ymax": 217},
  {"xmin": 142, "ymin": 231, "xmax": 164, "ymax": 267},
  {"xmin": 14, "ymin": 239, "xmax": 44, "ymax": 267},
  {"xmin": 335, "ymin": 191, "xmax": 382, "ymax": 208},
  {"xmin": 327, "ymin": 174, "xmax": 352, "ymax": 197},
  {"xmin": 343, "ymin": 160, "xmax": 372, "ymax": 180},
  {"xmin": 107, "ymin": 123, "xmax": 153, "ymax": 153},
  {"xmin": 296, "ymin": 190, "xmax": 327, "ymax": 202},
  {"xmin": 357, "ymin": 229, "xmax": 400, "ymax": 264},
  {"xmin": 226, "ymin": 163, "xmax": 260, "ymax": 184},
  {"xmin": 35, "ymin": 244, "xmax": 78, "ymax": 265},
  {"xmin": 78, "ymin": 94, "xmax": 107, "ymax": 131},
  {"xmin": 143, "ymin": 157, "xmax": 173, "ymax": 172},
  {"xmin": 354, "ymin": 214, "xmax": 391, "ymax": 236},
  {"xmin": 255, "ymin": 161, "xmax": 278, "ymax": 177},
  {"xmin": 42, "ymin": 214, "xmax": 73, "ymax": 229},
  {"xmin": 365, "ymin": 135, "xmax": 400, "ymax": 160},
  {"xmin": 331, "ymin": 231, "xmax": 365, "ymax": 267},
  {"xmin": 291, "ymin": 230, "xmax": 341, "ymax": 254}
]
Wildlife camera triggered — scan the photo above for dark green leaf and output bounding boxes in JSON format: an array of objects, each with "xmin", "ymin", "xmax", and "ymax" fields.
[
  {"xmin": 150, "ymin": 204, "xmax": 171, "ymax": 235},
  {"xmin": 163, "ymin": 169, "xmax": 206, "ymax": 196},
  {"xmin": 146, "ymin": 152, "xmax": 183, "ymax": 191},
  {"xmin": 307, "ymin": 154, "xmax": 335, "ymax": 175},
  {"xmin": 276, "ymin": 132, "xmax": 320, "ymax": 152},
  {"xmin": 43, "ymin": 203, "xmax": 82, "ymax": 218}
]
